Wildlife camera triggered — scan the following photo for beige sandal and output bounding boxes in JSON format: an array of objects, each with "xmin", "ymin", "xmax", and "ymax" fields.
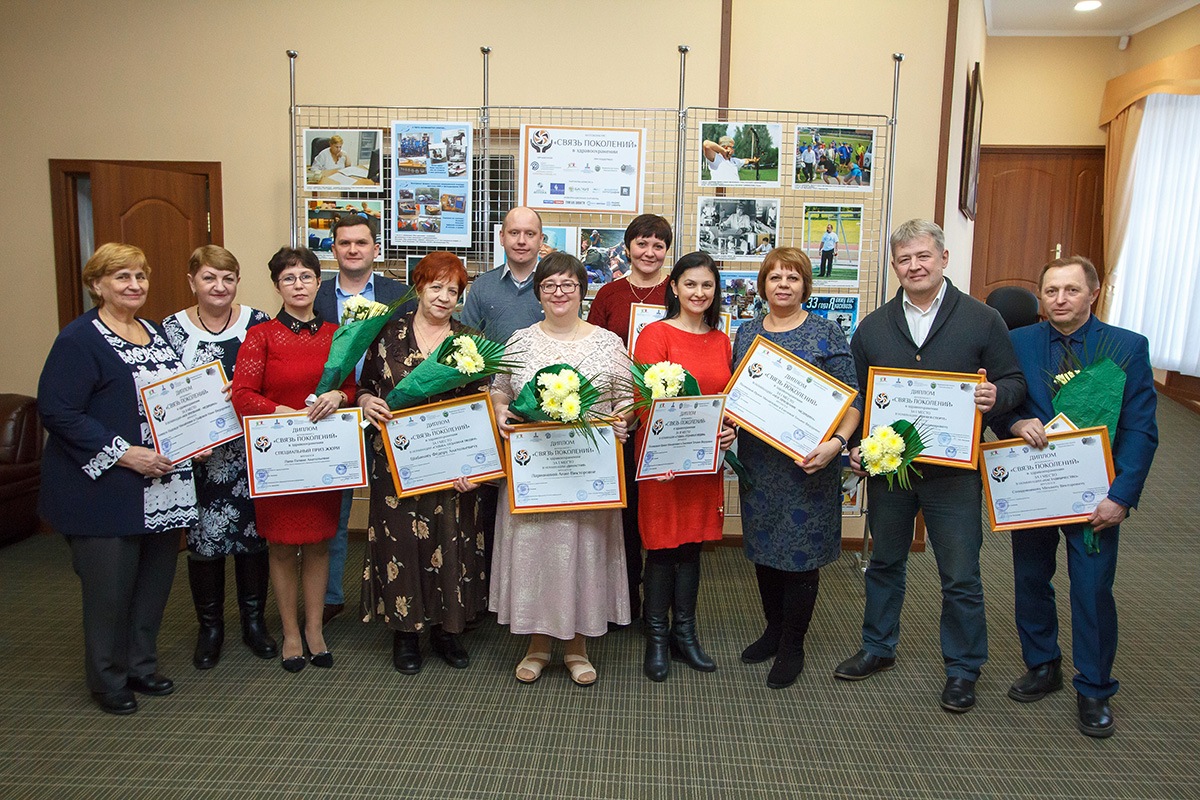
[
  {"xmin": 515, "ymin": 651, "xmax": 551, "ymax": 684},
  {"xmin": 565, "ymin": 654, "xmax": 597, "ymax": 687}
]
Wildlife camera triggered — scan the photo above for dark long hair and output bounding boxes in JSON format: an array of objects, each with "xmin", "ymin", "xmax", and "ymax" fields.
[{"xmin": 663, "ymin": 251, "xmax": 721, "ymax": 329}]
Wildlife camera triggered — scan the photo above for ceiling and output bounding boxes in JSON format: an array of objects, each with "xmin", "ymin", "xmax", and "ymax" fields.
[{"xmin": 985, "ymin": 0, "xmax": 1200, "ymax": 35}]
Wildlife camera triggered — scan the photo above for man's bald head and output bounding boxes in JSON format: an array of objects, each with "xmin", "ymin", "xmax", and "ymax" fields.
[{"xmin": 500, "ymin": 206, "xmax": 543, "ymax": 274}]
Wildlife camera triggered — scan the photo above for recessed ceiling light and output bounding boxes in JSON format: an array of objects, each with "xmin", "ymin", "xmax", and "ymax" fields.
[{"xmin": 1075, "ymin": 1, "xmax": 1102, "ymax": 11}]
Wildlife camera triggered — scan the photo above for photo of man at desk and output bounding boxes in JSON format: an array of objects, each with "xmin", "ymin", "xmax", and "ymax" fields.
[{"xmin": 304, "ymin": 128, "xmax": 382, "ymax": 190}]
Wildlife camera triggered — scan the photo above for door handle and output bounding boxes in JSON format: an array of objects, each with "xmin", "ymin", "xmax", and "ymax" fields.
[{"xmin": 1054, "ymin": 243, "xmax": 1062, "ymax": 259}]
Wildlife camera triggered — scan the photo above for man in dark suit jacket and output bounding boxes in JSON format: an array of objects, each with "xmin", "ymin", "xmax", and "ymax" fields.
[
  {"xmin": 313, "ymin": 214, "xmax": 414, "ymax": 624},
  {"xmin": 834, "ymin": 219, "xmax": 1026, "ymax": 714},
  {"xmin": 992, "ymin": 256, "xmax": 1157, "ymax": 739}
]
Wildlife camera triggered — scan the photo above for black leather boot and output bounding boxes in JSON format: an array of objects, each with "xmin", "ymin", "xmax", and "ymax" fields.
[
  {"xmin": 641, "ymin": 561, "xmax": 674, "ymax": 682},
  {"xmin": 670, "ymin": 560, "xmax": 716, "ymax": 672},
  {"xmin": 767, "ymin": 569, "xmax": 819, "ymax": 689},
  {"xmin": 742, "ymin": 563, "xmax": 783, "ymax": 663},
  {"xmin": 234, "ymin": 550, "xmax": 278, "ymax": 659},
  {"xmin": 188, "ymin": 557, "xmax": 225, "ymax": 670}
]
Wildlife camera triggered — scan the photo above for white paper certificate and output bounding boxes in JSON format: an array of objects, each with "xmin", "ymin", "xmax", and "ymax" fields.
[
  {"xmin": 506, "ymin": 422, "xmax": 626, "ymax": 514},
  {"xmin": 723, "ymin": 335, "xmax": 855, "ymax": 461},
  {"xmin": 244, "ymin": 409, "xmax": 368, "ymax": 498},
  {"xmin": 519, "ymin": 125, "xmax": 647, "ymax": 214},
  {"xmin": 636, "ymin": 395, "xmax": 727, "ymax": 480},
  {"xmin": 627, "ymin": 304, "xmax": 731, "ymax": 355},
  {"xmin": 863, "ymin": 367, "xmax": 983, "ymax": 468},
  {"xmin": 1044, "ymin": 412, "xmax": 1078, "ymax": 435},
  {"xmin": 981, "ymin": 426, "xmax": 1115, "ymax": 531},
  {"xmin": 381, "ymin": 392, "xmax": 505, "ymax": 497},
  {"xmin": 139, "ymin": 361, "xmax": 241, "ymax": 465}
]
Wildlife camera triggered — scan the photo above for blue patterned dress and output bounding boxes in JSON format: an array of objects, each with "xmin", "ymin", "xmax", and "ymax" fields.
[
  {"xmin": 163, "ymin": 306, "xmax": 271, "ymax": 557},
  {"xmin": 732, "ymin": 314, "xmax": 857, "ymax": 572}
]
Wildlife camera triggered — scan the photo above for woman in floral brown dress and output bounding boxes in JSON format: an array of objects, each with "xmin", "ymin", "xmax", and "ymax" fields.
[{"xmin": 357, "ymin": 253, "xmax": 489, "ymax": 674}]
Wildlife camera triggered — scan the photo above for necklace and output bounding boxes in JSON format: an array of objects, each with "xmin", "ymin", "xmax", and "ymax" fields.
[
  {"xmin": 627, "ymin": 276, "xmax": 664, "ymax": 304},
  {"xmin": 541, "ymin": 320, "xmax": 584, "ymax": 341},
  {"xmin": 413, "ymin": 318, "xmax": 450, "ymax": 354},
  {"xmin": 198, "ymin": 305, "xmax": 234, "ymax": 335}
]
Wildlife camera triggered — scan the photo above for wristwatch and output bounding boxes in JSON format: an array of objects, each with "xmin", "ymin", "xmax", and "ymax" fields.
[{"xmin": 830, "ymin": 433, "xmax": 848, "ymax": 449}]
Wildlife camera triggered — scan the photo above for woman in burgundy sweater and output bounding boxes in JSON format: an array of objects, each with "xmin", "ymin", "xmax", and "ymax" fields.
[{"xmin": 232, "ymin": 247, "xmax": 355, "ymax": 672}]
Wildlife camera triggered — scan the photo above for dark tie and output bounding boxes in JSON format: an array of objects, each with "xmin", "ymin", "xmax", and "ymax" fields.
[{"xmin": 1052, "ymin": 332, "xmax": 1081, "ymax": 376}]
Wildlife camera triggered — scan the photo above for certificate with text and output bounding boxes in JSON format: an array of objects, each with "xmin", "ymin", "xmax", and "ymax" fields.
[
  {"xmin": 636, "ymin": 395, "xmax": 727, "ymax": 481},
  {"xmin": 723, "ymin": 335, "xmax": 855, "ymax": 461},
  {"xmin": 862, "ymin": 367, "xmax": 982, "ymax": 469},
  {"xmin": 627, "ymin": 303, "xmax": 731, "ymax": 355},
  {"xmin": 381, "ymin": 392, "xmax": 505, "ymax": 498},
  {"xmin": 244, "ymin": 409, "xmax": 368, "ymax": 498},
  {"xmin": 506, "ymin": 422, "xmax": 626, "ymax": 514},
  {"xmin": 981, "ymin": 426, "xmax": 1115, "ymax": 531},
  {"xmin": 139, "ymin": 361, "xmax": 241, "ymax": 465},
  {"xmin": 1044, "ymin": 412, "xmax": 1078, "ymax": 435}
]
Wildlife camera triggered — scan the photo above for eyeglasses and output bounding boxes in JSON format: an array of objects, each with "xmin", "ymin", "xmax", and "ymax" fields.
[
  {"xmin": 279, "ymin": 274, "xmax": 317, "ymax": 286},
  {"xmin": 539, "ymin": 281, "xmax": 580, "ymax": 295}
]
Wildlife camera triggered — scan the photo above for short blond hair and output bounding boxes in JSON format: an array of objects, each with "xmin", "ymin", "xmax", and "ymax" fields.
[
  {"xmin": 82, "ymin": 243, "xmax": 149, "ymax": 306},
  {"xmin": 329, "ymin": 135, "xmax": 344, "ymax": 146},
  {"xmin": 188, "ymin": 244, "xmax": 239, "ymax": 276}
]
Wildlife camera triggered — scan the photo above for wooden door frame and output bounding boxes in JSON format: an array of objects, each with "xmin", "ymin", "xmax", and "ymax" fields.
[{"xmin": 48, "ymin": 159, "xmax": 223, "ymax": 329}]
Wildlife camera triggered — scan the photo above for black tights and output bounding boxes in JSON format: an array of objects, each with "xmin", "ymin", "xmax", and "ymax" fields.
[{"xmin": 645, "ymin": 542, "xmax": 702, "ymax": 566}]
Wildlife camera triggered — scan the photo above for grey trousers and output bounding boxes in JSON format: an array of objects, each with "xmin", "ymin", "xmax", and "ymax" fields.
[{"xmin": 67, "ymin": 531, "xmax": 180, "ymax": 693}]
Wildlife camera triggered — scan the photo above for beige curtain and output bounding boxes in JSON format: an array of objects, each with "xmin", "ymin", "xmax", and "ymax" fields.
[{"xmin": 1098, "ymin": 44, "xmax": 1200, "ymax": 319}]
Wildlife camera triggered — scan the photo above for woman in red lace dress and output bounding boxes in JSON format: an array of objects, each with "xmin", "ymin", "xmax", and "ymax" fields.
[{"xmin": 232, "ymin": 247, "xmax": 355, "ymax": 672}]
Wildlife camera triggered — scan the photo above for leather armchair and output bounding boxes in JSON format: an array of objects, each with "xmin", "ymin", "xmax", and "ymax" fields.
[{"xmin": 0, "ymin": 394, "xmax": 43, "ymax": 546}]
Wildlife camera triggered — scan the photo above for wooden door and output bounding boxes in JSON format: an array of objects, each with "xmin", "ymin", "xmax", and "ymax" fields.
[
  {"xmin": 49, "ymin": 160, "xmax": 223, "ymax": 328},
  {"xmin": 969, "ymin": 147, "xmax": 1105, "ymax": 301}
]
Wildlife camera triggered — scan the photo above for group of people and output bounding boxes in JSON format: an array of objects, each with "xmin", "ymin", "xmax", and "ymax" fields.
[
  {"xmin": 38, "ymin": 209, "xmax": 1156, "ymax": 740},
  {"xmin": 796, "ymin": 140, "xmax": 870, "ymax": 185}
]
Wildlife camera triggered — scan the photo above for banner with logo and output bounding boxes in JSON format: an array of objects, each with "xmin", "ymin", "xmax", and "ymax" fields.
[
  {"xmin": 519, "ymin": 125, "xmax": 646, "ymax": 215},
  {"xmin": 390, "ymin": 121, "xmax": 472, "ymax": 247}
]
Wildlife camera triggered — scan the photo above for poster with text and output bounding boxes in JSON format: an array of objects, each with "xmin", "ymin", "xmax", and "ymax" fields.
[
  {"xmin": 391, "ymin": 121, "xmax": 472, "ymax": 247},
  {"xmin": 803, "ymin": 203, "xmax": 863, "ymax": 287},
  {"xmin": 519, "ymin": 125, "xmax": 646, "ymax": 214},
  {"xmin": 804, "ymin": 294, "xmax": 860, "ymax": 339}
]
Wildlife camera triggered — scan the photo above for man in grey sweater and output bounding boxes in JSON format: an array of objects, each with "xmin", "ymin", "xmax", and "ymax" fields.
[{"xmin": 833, "ymin": 219, "xmax": 1026, "ymax": 713}]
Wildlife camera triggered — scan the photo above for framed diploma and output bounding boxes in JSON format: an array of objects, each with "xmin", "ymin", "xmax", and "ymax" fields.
[
  {"xmin": 627, "ymin": 303, "xmax": 731, "ymax": 355},
  {"xmin": 980, "ymin": 426, "xmax": 1116, "ymax": 531},
  {"xmin": 862, "ymin": 367, "xmax": 982, "ymax": 469},
  {"xmin": 723, "ymin": 335, "xmax": 855, "ymax": 461},
  {"xmin": 506, "ymin": 421, "xmax": 626, "ymax": 514},
  {"xmin": 1044, "ymin": 412, "xmax": 1078, "ymax": 435},
  {"xmin": 380, "ymin": 391, "xmax": 505, "ymax": 498},
  {"xmin": 244, "ymin": 409, "xmax": 368, "ymax": 498},
  {"xmin": 636, "ymin": 395, "xmax": 727, "ymax": 481},
  {"xmin": 139, "ymin": 361, "xmax": 241, "ymax": 465}
]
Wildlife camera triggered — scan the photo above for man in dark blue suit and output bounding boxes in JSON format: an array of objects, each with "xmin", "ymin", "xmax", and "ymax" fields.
[
  {"xmin": 313, "ymin": 214, "xmax": 414, "ymax": 624},
  {"xmin": 993, "ymin": 256, "xmax": 1158, "ymax": 739}
]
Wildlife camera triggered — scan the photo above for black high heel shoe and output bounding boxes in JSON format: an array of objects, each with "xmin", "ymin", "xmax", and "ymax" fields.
[
  {"xmin": 308, "ymin": 650, "xmax": 334, "ymax": 669},
  {"xmin": 281, "ymin": 655, "xmax": 306, "ymax": 673}
]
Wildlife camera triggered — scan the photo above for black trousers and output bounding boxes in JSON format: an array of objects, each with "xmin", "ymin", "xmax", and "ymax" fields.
[
  {"xmin": 68, "ymin": 531, "xmax": 180, "ymax": 693},
  {"xmin": 820, "ymin": 249, "xmax": 835, "ymax": 276}
]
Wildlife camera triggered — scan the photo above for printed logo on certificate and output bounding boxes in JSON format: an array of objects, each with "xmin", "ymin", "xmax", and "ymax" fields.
[
  {"xmin": 244, "ymin": 409, "xmax": 368, "ymax": 498},
  {"xmin": 627, "ymin": 303, "xmax": 731, "ymax": 355},
  {"xmin": 723, "ymin": 335, "xmax": 855, "ymax": 461},
  {"xmin": 380, "ymin": 391, "xmax": 505, "ymax": 498},
  {"xmin": 636, "ymin": 395, "xmax": 727, "ymax": 481},
  {"xmin": 139, "ymin": 361, "xmax": 242, "ymax": 465},
  {"xmin": 505, "ymin": 421, "xmax": 626, "ymax": 514},
  {"xmin": 980, "ymin": 426, "xmax": 1115, "ymax": 531},
  {"xmin": 862, "ymin": 366, "xmax": 983, "ymax": 469}
]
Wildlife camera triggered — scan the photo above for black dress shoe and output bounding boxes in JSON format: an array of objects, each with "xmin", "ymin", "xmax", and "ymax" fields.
[
  {"xmin": 430, "ymin": 627, "xmax": 470, "ymax": 669},
  {"xmin": 308, "ymin": 650, "xmax": 334, "ymax": 668},
  {"xmin": 126, "ymin": 673, "xmax": 175, "ymax": 696},
  {"xmin": 393, "ymin": 631, "xmax": 422, "ymax": 675},
  {"xmin": 833, "ymin": 649, "xmax": 895, "ymax": 681},
  {"xmin": 940, "ymin": 676, "xmax": 977, "ymax": 713},
  {"xmin": 1008, "ymin": 659, "xmax": 1063, "ymax": 703},
  {"xmin": 281, "ymin": 655, "xmax": 306, "ymax": 673},
  {"xmin": 322, "ymin": 603, "xmax": 345, "ymax": 625},
  {"xmin": 92, "ymin": 689, "xmax": 138, "ymax": 715},
  {"xmin": 1077, "ymin": 693, "xmax": 1115, "ymax": 738}
]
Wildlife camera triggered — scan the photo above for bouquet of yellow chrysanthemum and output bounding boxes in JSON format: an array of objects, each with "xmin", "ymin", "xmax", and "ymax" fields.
[
  {"xmin": 859, "ymin": 420, "xmax": 927, "ymax": 490},
  {"xmin": 384, "ymin": 333, "xmax": 518, "ymax": 410},
  {"xmin": 509, "ymin": 363, "xmax": 608, "ymax": 447},
  {"xmin": 313, "ymin": 292, "xmax": 413, "ymax": 396}
]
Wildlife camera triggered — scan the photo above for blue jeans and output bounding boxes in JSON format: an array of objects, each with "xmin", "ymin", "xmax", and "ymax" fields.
[
  {"xmin": 1012, "ymin": 523, "xmax": 1120, "ymax": 699},
  {"xmin": 324, "ymin": 489, "xmax": 353, "ymax": 605},
  {"xmin": 861, "ymin": 470, "xmax": 987, "ymax": 680}
]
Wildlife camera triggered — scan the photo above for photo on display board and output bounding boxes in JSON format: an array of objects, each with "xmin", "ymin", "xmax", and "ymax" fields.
[
  {"xmin": 303, "ymin": 129, "xmax": 383, "ymax": 192},
  {"xmin": 698, "ymin": 122, "xmax": 782, "ymax": 187},
  {"xmin": 306, "ymin": 200, "xmax": 384, "ymax": 262},
  {"xmin": 719, "ymin": 269, "xmax": 764, "ymax": 336},
  {"xmin": 391, "ymin": 121, "xmax": 472, "ymax": 248},
  {"xmin": 697, "ymin": 197, "xmax": 779, "ymax": 263},
  {"xmin": 802, "ymin": 203, "xmax": 863, "ymax": 287},
  {"xmin": 491, "ymin": 224, "xmax": 580, "ymax": 268},
  {"xmin": 792, "ymin": 126, "xmax": 875, "ymax": 191},
  {"xmin": 579, "ymin": 227, "xmax": 628, "ymax": 286}
]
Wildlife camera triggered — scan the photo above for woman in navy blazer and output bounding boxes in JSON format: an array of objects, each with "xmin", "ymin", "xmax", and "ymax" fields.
[{"xmin": 38, "ymin": 243, "xmax": 199, "ymax": 716}]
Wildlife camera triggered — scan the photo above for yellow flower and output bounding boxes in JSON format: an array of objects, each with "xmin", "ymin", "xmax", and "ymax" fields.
[
  {"xmin": 877, "ymin": 427, "xmax": 905, "ymax": 455},
  {"xmin": 860, "ymin": 437, "xmax": 884, "ymax": 462},
  {"xmin": 561, "ymin": 369, "xmax": 581, "ymax": 392},
  {"xmin": 879, "ymin": 452, "xmax": 903, "ymax": 472},
  {"xmin": 559, "ymin": 393, "xmax": 582, "ymax": 421}
]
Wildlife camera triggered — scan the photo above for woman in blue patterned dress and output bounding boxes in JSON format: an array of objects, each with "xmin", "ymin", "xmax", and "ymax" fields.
[
  {"xmin": 163, "ymin": 245, "xmax": 275, "ymax": 670},
  {"xmin": 732, "ymin": 247, "xmax": 860, "ymax": 689},
  {"xmin": 38, "ymin": 243, "xmax": 198, "ymax": 715}
]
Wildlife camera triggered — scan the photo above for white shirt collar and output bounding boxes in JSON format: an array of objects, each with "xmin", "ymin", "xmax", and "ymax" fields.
[
  {"xmin": 902, "ymin": 279, "xmax": 947, "ymax": 316},
  {"xmin": 334, "ymin": 271, "xmax": 375, "ymax": 299}
]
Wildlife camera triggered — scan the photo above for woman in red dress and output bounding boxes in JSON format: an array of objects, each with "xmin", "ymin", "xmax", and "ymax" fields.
[
  {"xmin": 232, "ymin": 247, "xmax": 355, "ymax": 672},
  {"xmin": 632, "ymin": 251, "xmax": 736, "ymax": 681}
]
